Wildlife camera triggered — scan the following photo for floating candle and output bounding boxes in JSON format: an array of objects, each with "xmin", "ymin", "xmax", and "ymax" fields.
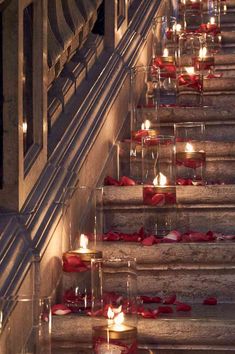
[
  {"xmin": 143, "ymin": 173, "xmax": 176, "ymax": 206},
  {"xmin": 93, "ymin": 308, "xmax": 137, "ymax": 353},
  {"xmin": 176, "ymin": 143, "xmax": 206, "ymax": 170}
]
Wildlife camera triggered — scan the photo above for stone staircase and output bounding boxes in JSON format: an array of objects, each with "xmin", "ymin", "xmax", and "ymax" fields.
[{"xmin": 52, "ymin": 2, "xmax": 235, "ymax": 353}]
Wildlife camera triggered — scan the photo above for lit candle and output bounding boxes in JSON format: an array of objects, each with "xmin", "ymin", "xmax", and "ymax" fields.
[
  {"xmin": 163, "ymin": 48, "xmax": 169, "ymax": 57},
  {"xmin": 207, "ymin": 16, "xmax": 218, "ymax": 31},
  {"xmin": 176, "ymin": 142, "xmax": 206, "ymax": 170},
  {"xmin": 160, "ymin": 47, "xmax": 174, "ymax": 64},
  {"xmin": 185, "ymin": 66, "xmax": 195, "ymax": 76},
  {"xmin": 210, "ymin": 17, "xmax": 215, "ymax": 25},
  {"xmin": 143, "ymin": 172, "xmax": 176, "ymax": 206},
  {"xmin": 195, "ymin": 47, "xmax": 214, "ymax": 71},
  {"xmin": 173, "ymin": 23, "xmax": 182, "ymax": 34},
  {"xmin": 93, "ymin": 308, "xmax": 137, "ymax": 353},
  {"xmin": 132, "ymin": 119, "xmax": 157, "ymax": 142}
]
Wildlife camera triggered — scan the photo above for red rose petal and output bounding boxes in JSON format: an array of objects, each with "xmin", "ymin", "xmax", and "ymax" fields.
[
  {"xmin": 163, "ymin": 294, "xmax": 176, "ymax": 305},
  {"xmin": 104, "ymin": 176, "xmax": 120, "ymax": 186},
  {"xmin": 203, "ymin": 297, "xmax": 217, "ymax": 305},
  {"xmin": 140, "ymin": 296, "xmax": 162, "ymax": 304},
  {"xmin": 119, "ymin": 176, "xmax": 136, "ymax": 186},
  {"xmin": 156, "ymin": 306, "xmax": 173, "ymax": 314},
  {"xmin": 141, "ymin": 235, "xmax": 155, "ymax": 246},
  {"xmin": 151, "ymin": 193, "xmax": 165, "ymax": 206},
  {"xmin": 140, "ymin": 308, "xmax": 156, "ymax": 318},
  {"xmin": 176, "ymin": 303, "xmax": 192, "ymax": 312}
]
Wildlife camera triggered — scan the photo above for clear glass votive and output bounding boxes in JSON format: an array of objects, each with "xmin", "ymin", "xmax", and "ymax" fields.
[
  {"xmin": 202, "ymin": 0, "xmax": 221, "ymax": 35},
  {"xmin": 174, "ymin": 122, "xmax": 206, "ymax": 184},
  {"xmin": 142, "ymin": 135, "xmax": 176, "ymax": 236},
  {"xmin": 130, "ymin": 65, "xmax": 159, "ymax": 138},
  {"xmin": 179, "ymin": 0, "xmax": 203, "ymax": 31},
  {"xmin": 0, "ymin": 295, "xmax": 51, "ymax": 354},
  {"xmin": 91, "ymin": 257, "xmax": 138, "ymax": 354},
  {"xmin": 61, "ymin": 186, "xmax": 103, "ymax": 314}
]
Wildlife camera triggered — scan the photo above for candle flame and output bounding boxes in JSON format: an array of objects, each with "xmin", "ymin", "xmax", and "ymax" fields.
[
  {"xmin": 80, "ymin": 234, "xmax": 88, "ymax": 249},
  {"xmin": 163, "ymin": 48, "xmax": 169, "ymax": 57},
  {"xmin": 185, "ymin": 66, "xmax": 195, "ymax": 75},
  {"xmin": 185, "ymin": 142, "xmax": 194, "ymax": 152},
  {"xmin": 107, "ymin": 307, "xmax": 115, "ymax": 320},
  {"xmin": 199, "ymin": 47, "xmax": 207, "ymax": 59},
  {"xmin": 210, "ymin": 17, "xmax": 215, "ymax": 25},
  {"xmin": 141, "ymin": 119, "xmax": 151, "ymax": 130},
  {"xmin": 23, "ymin": 122, "xmax": 27, "ymax": 134},
  {"xmin": 113, "ymin": 305, "xmax": 122, "ymax": 314},
  {"xmin": 175, "ymin": 23, "xmax": 182, "ymax": 33},
  {"xmin": 153, "ymin": 172, "xmax": 167, "ymax": 186},
  {"xmin": 114, "ymin": 312, "xmax": 124, "ymax": 326}
]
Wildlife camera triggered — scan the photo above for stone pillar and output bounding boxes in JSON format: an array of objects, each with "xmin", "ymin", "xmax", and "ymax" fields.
[
  {"xmin": 105, "ymin": 0, "xmax": 128, "ymax": 49},
  {"xmin": 0, "ymin": 0, "xmax": 47, "ymax": 211}
]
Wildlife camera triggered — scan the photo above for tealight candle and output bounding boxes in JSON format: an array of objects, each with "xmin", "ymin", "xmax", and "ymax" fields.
[
  {"xmin": 131, "ymin": 119, "xmax": 158, "ymax": 143},
  {"xmin": 62, "ymin": 234, "xmax": 102, "ymax": 313},
  {"xmin": 93, "ymin": 308, "xmax": 137, "ymax": 354},
  {"xmin": 194, "ymin": 46, "xmax": 214, "ymax": 71},
  {"xmin": 176, "ymin": 142, "xmax": 206, "ymax": 171},
  {"xmin": 143, "ymin": 172, "xmax": 176, "ymax": 206}
]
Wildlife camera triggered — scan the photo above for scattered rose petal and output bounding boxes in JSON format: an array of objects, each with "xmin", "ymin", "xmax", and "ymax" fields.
[
  {"xmin": 104, "ymin": 176, "xmax": 120, "ymax": 186},
  {"xmin": 203, "ymin": 297, "xmax": 217, "ymax": 305},
  {"xmin": 156, "ymin": 306, "xmax": 174, "ymax": 314},
  {"xmin": 163, "ymin": 294, "xmax": 176, "ymax": 305},
  {"xmin": 52, "ymin": 304, "xmax": 72, "ymax": 316},
  {"xmin": 119, "ymin": 176, "xmax": 136, "ymax": 186},
  {"xmin": 163, "ymin": 230, "xmax": 181, "ymax": 242},
  {"xmin": 141, "ymin": 235, "xmax": 155, "ymax": 246},
  {"xmin": 140, "ymin": 308, "xmax": 156, "ymax": 318},
  {"xmin": 140, "ymin": 295, "xmax": 162, "ymax": 304},
  {"xmin": 176, "ymin": 303, "xmax": 192, "ymax": 312}
]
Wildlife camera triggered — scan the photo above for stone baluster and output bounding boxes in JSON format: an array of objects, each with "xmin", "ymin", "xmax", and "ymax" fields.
[{"xmin": 105, "ymin": 0, "xmax": 128, "ymax": 49}]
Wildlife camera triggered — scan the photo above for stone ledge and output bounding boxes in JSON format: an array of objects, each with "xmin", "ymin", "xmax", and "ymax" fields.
[{"xmin": 52, "ymin": 304, "xmax": 235, "ymax": 346}]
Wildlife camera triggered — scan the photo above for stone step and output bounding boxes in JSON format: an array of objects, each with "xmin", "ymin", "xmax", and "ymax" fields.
[
  {"xmin": 102, "ymin": 185, "xmax": 235, "ymax": 234},
  {"xmin": 52, "ymin": 304, "xmax": 235, "ymax": 350},
  {"xmin": 101, "ymin": 240, "xmax": 235, "ymax": 300},
  {"xmin": 119, "ymin": 141, "xmax": 235, "ymax": 183}
]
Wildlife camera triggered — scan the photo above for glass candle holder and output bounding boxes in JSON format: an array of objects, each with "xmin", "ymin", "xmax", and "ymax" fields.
[
  {"xmin": 142, "ymin": 135, "xmax": 176, "ymax": 236},
  {"xmin": 174, "ymin": 122, "xmax": 206, "ymax": 185},
  {"xmin": 152, "ymin": 16, "xmax": 177, "ymax": 60},
  {"xmin": 180, "ymin": 0, "xmax": 203, "ymax": 31},
  {"xmin": 130, "ymin": 65, "xmax": 159, "ymax": 139},
  {"xmin": 91, "ymin": 257, "xmax": 138, "ymax": 354},
  {"xmin": 202, "ymin": 0, "xmax": 221, "ymax": 36},
  {"xmin": 0, "ymin": 295, "xmax": 51, "ymax": 354},
  {"xmin": 61, "ymin": 186, "xmax": 103, "ymax": 314}
]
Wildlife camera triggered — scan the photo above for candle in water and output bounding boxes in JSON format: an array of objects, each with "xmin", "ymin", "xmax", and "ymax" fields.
[{"xmin": 143, "ymin": 172, "xmax": 176, "ymax": 206}]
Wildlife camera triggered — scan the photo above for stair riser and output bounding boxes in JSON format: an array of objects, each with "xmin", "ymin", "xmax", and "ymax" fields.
[
  {"xmin": 120, "ymin": 158, "xmax": 235, "ymax": 183},
  {"xmin": 104, "ymin": 270, "xmax": 235, "ymax": 301},
  {"xmin": 103, "ymin": 207, "xmax": 235, "ymax": 234}
]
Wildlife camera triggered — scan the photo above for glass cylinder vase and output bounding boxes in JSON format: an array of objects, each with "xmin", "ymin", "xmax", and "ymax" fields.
[
  {"xmin": 91, "ymin": 257, "xmax": 138, "ymax": 354},
  {"xmin": 61, "ymin": 186, "xmax": 103, "ymax": 314},
  {"xmin": 174, "ymin": 122, "xmax": 206, "ymax": 185}
]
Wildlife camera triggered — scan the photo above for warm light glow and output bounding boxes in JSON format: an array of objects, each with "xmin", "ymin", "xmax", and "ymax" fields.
[
  {"xmin": 174, "ymin": 23, "xmax": 182, "ymax": 33},
  {"xmin": 114, "ymin": 312, "xmax": 124, "ymax": 326},
  {"xmin": 107, "ymin": 307, "xmax": 115, "ymax": 320},
  {"xmin": 23, "ymin": 122, "xmax": 27, "ymax": 134},
  {"xmin": 163, "ymin": 48, "xmax": 169, "ymax": 57},
  {"xmin": 80, "ymin": 234, "xmax": 88, "ymax": 249},
  {"xmin": 113, "ymin": 305, "xmax": 122, "ymax": 314},
  {"xmin": 185, "ymin": 66, "xmax": 195, "ymax": 75},
  {"xmin": 223, "ymin": 4, "xmax": 227, "ymax": 13},
  {"xmin": 141, "ymin": 119, "xmax": 151, "ymax": 130},
  {"xmin": 153, "ymin": 172, "xmax": 167, "ymax": 186},
  {"xmin": 199, "ymin": 47, "xmax": 207, "ymax": 59},
  {"xmin": 210, "ymin": 17, "xmax": 215, "ymax": 25},
  {"xmin": 185, "ymin": 142, "xmax": 194, "ymax": 152}
]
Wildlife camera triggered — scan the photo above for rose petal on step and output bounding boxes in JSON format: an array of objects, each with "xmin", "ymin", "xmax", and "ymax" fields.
[
  {"xmin": 140, "ymin": 308, "xmax": 156, "ymax": 318},
  {"xmin": 140, "ymin": 296, "xmax": 162, "ymax": 304},
  {"xmin": 119, "ymin": 176, "xmax": 136, "ymax": 186},
  {"xmin": 203, "ymin": 297, "xmax": 217, "ymax": 305},
  {"xmin": 176, "ymin": 303, "xmax": 192, "ymax": 312},
  {"xmin": 104, "ymin": 176, "xmax": 120, "ymax": 186},
  {"xmin": 156, "ymin": 306, "xmax": 173, "ymax": 314},
  {"xmin": 163, "ymin": 230, "xmax": 181, "ymax": 242},
  {"xmin": 141, "ymin": 235, "xmax": 155, "ymax": 246},
  {"xmin": 163, "ymin": 294, "xmax": 176, "ymax": 304},
  {"xmin": 52, "ymin": 304, "xmax": 72, "ymax": 316}
]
